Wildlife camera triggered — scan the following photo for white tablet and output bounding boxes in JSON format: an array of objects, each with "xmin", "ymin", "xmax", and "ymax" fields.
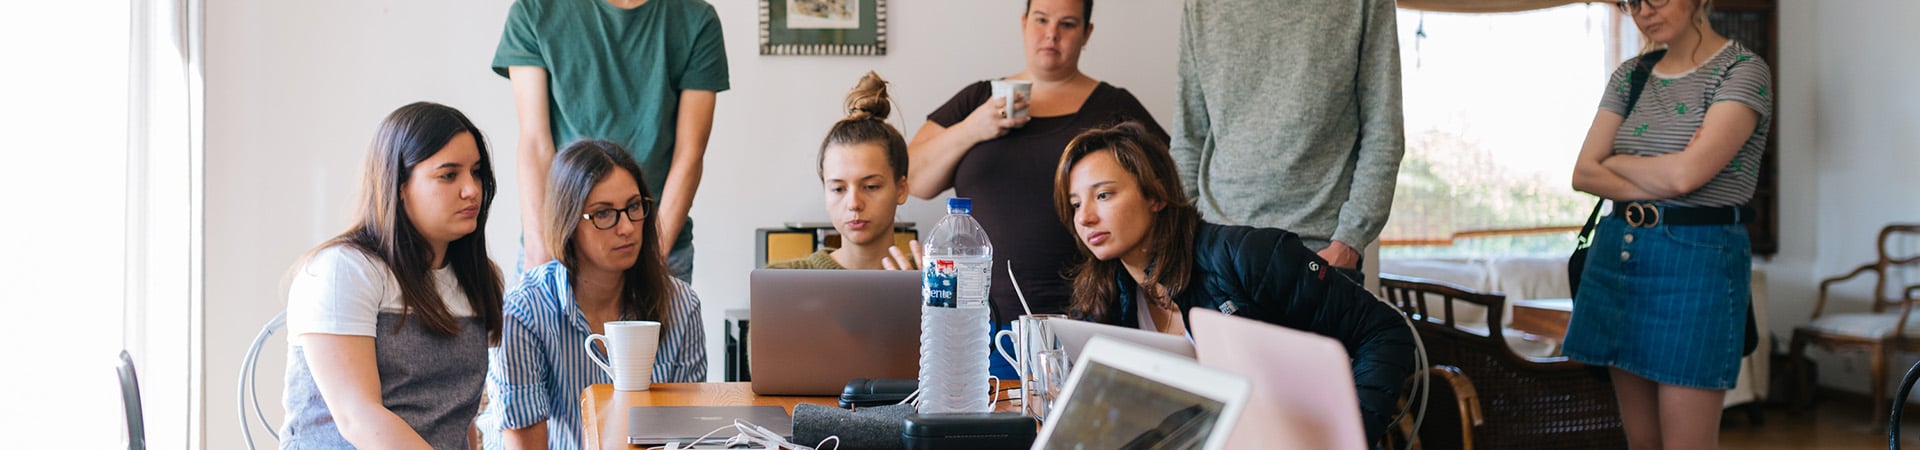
[{"xmin": 1032, "ymin": 336, "xmax": 1251, "ymax": 450}]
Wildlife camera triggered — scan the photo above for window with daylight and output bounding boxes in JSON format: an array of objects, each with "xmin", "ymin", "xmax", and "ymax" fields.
[{"xmin": 1381, "ymin": 4, "xmax": 1640, "ymax": 259}]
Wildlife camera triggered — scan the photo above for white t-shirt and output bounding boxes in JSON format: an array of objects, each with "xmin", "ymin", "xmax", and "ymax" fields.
[{"xmin": 286, "ymin": 245, "xmax": 475, "ymax": 337}]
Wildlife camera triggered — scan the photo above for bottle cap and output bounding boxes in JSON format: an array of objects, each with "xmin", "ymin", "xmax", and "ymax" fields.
[{"xmin": 946, "ymin": 197, "xmax": 972, "ymax": 214}]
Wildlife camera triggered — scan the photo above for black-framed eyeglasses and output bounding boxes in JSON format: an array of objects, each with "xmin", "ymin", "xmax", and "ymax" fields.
[
  {"xmin": 583, "ymin": 198, "xmax": 653, "ymax": 230},
  {"xmin": 1615, "ymin": 0, "xmax": 1672, "ymax": 14}
]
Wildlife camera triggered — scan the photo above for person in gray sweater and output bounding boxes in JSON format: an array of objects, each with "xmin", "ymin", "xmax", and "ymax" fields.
[{"xmin": 1171, "ymin": 0, "xmax": 1405, "ymax": 276}]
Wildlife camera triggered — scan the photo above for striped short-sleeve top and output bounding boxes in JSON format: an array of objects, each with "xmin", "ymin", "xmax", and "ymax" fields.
[
  {"xmin": 479, "ymin": 260, "xmax": 707, "ymax": 450},
  {"xmin": 1601, "ymin": 41, "xmax": 1773, "ymax": 207}
]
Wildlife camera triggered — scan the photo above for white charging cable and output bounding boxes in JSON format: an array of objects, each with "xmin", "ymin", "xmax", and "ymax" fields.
[
  {"xmin": 652, "ymin": 419, "xmax": 839, "ymax": 450},
  {"xmin": 1373, "ymin": 291, "xmax": 1430, "ymax": 450}
]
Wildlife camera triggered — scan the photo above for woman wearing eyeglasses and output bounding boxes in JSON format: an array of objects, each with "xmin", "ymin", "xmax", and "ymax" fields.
[
  {"xmin": 1567, "ymin": 0, "xmax": 1770, "ymax": 448},
  {"xmin": 479, "ymin": 140, "xmax": 706, "ymax": 450}
]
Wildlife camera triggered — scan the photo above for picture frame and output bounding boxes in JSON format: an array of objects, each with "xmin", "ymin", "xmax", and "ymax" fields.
[{"xmin": 759, "ymin": 0, "xmax": 887, "ymax": 56}]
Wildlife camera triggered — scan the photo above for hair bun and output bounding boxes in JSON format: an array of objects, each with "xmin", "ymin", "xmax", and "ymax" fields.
[{"xmin": 843, "ymin": 71, "xmax": 893, "ymax": 122}]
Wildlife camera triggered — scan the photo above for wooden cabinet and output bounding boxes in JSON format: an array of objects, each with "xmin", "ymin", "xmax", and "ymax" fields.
[
  {"xmin": 754, "ymin": 223, "xmax": 918, "ymax": 268},
  {"xmin": 1711, "ymin": 0, "xmax": 1780, "ymax": 255}
]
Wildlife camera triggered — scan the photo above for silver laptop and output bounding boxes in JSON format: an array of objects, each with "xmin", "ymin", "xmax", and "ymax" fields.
[
  {"xmin": 1048, "ymin": 317, "xmax": 1198, "ymax": 361},
  {"xmin": 627, "ymin": 405, "xmax": 792, "ymax": 446},
  {"xmin": 749, "ymin": 269, "xmax": 920, "ymax": 395}
]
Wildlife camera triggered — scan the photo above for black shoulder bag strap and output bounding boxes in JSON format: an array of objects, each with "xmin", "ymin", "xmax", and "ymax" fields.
[{"xmin": 1570, "ymin": 50, "xmax": 1666, "ymax": 299}]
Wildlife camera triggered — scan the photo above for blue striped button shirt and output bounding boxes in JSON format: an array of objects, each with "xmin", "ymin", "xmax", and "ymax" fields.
[{"xmin": 479, "ymin": 260, "xmax": 707, "ymax": 450}]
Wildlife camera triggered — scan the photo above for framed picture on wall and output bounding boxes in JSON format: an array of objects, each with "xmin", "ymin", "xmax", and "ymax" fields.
[{"xmin": 759, "ymin": 0, "xmax": 886, "ymax": 56}]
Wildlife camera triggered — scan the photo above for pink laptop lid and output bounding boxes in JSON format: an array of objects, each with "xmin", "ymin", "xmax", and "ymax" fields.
[{"xmin": 1189, "ymin": 308, "xmax": 1367, "ymax": 449}]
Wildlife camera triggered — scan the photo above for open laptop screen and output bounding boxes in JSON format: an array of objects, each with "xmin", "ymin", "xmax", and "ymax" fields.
[{"xmin": 1034, "ymin": 338, "xmax": 1248, "ymax": 450}]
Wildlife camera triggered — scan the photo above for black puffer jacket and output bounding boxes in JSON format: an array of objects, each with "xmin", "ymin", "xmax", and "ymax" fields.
[{"xmin": 1091, "ymin": 222, "xmax": 1416, "ymax": 444}]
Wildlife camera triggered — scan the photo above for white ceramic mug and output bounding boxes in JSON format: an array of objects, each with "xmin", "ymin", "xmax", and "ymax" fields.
[
  {"xmin": 584, "ymin": 321, "xmax": 661, "ymax": 391},
  {"xmin": 989, "ymin": 79, "xmax": 1033, "ymax": 120}
]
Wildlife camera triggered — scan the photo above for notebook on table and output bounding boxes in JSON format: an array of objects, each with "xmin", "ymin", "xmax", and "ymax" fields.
[{"xmin": 627, "ymin": 405, "xmax": 792, "ymax": 446}]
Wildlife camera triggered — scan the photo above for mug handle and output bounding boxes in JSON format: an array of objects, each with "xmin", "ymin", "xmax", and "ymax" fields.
[
  {"xmin": 994, "ymin": 329, "xmax": 1022, "ymax": 378},
  {"xmin": 584, "ymin": 334, "xmax": 615, "ymax": 379}
]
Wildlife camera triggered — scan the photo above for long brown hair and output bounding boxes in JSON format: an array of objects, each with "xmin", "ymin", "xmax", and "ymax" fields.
[
  {"xmin": 544, "ymin": 140, "xmax": 673, "ymax": 324},
  {"xmin": 819, "ymin": 71, "xmax": 908, "ymax": 182},
  {"xmin": 1052, "ymin": 121, "xmax": 1199, "ymax": 321},
  {"xmin": 321, "ymin": 101, "xmax": 504, "ymax": 342}
]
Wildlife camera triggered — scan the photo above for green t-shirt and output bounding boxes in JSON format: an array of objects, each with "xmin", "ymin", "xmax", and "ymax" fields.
[
  {"xmin": 764, "ymin": 249, "xmax": 845, "ymax": 270},
  {"xmin": 493, "ymin": 0, "xmax": 730, "ymax": 248}
]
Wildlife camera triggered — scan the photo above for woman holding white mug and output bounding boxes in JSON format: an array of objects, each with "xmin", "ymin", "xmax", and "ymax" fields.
[
  {"xmin": 908, "ymin": 0, "xmax": 1166, "ymax": 381},
  {"xmin": 480, "ymin": 140, "xmax": 706, "ymax": 450}
]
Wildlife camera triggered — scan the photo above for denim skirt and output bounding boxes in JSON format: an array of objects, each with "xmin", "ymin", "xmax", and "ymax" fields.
[{"xmin": 1563, "ymin": 215, "xmax": 1751, "ymax": 390}]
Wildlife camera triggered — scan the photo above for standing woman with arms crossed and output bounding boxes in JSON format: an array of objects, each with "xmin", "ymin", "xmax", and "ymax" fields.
[
  {"xmin": 1566, "ymin": 0, "xmax": 1771, "ymax": 448},
  {"xmin": 908, "ymin": 0, "xmax": 1166, "ymax": 379},
  {"xmin": 280, "ymin": 102, "xmax": 505, "ymax": 449}
]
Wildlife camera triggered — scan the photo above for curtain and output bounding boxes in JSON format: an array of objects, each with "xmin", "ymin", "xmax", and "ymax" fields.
[{"xmin": 1398, "ymin": 0, "xmax": 1604, "ymax": 14}]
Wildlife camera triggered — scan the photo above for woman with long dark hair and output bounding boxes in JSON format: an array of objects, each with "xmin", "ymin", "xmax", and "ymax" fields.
[
  {"xmin": 281, "ymin": 102, "xmax": 505, "ymax": 449},
  {"xmin": 481, "ymin": 140, "xmax": 705, "ymax": 450},
  {"xmin": 1053, "ymin": 121, "xmax": 1413, "ymax": 443}
]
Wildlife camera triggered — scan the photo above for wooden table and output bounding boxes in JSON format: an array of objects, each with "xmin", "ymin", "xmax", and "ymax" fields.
[
  {"xmin": 580, "ymin": 382, "xmax": 1019, "ymax": 450},
  {"xmin": 1510, "ymin": 298, "xmax": 1573, "ymax": 340}
]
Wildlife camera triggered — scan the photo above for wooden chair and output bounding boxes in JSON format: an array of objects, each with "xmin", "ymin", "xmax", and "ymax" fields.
[
  {"xmin": 1790, "ymin": 224, "xmax": 1920, "ymax": 426},
  {"xmin": 1380, "ymin": 274, "xmax": 1626, "ymax": 450},
  {"xmin": 1388, "ymin": 365, "xmax": 1483, "ymax": 450}
]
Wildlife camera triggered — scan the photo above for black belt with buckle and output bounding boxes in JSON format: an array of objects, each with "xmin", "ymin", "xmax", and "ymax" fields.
[{"xmin": 1613, "ymin": 202, "xmax": 1754, "ymax": 228}]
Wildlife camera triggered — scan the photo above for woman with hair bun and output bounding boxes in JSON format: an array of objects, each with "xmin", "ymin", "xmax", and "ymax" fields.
[{"xmin": 768, "ymin": 71, "xmax": 920, "ymax": 270}]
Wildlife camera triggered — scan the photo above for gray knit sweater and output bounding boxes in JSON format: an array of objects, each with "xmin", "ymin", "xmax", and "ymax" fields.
[{"xmin": 1172, "ymin": 0, "xmax": 1405, "ymax": 251}]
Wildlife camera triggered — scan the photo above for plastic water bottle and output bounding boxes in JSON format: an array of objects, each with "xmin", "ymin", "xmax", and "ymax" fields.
[{"xmin": 918, "ymin": 198, "xmax": 993, "ymax": 414}]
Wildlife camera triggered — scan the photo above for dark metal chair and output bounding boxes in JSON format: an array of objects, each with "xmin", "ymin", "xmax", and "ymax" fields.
[{"xmin": 1893, "ymin": 356, "xmax": 1920, "ymax": 449}]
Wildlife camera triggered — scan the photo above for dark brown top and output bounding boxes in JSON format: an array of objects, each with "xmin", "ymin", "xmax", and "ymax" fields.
[{"xmin": 928, "ymin": 80, "xmax": 1169, "ymax": 324}]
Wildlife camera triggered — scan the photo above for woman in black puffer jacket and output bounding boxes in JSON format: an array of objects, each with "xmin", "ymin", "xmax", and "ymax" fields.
[{"xmin": 1051, "ymin": 121, "xmax": 1416, "ymax": 444}]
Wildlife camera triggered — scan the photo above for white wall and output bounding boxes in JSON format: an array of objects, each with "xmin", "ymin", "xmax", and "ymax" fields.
[
  {"xmin": 202, "ymin": 0, "xmax": 1178, "ymax": 447},
  {"xmin": 184, "ymin": 0, "xmax": 1920, "ymax": 444},
  {"xmin": 1767, "ymin": 0, "xmax": 1920, "ymax": 398}
]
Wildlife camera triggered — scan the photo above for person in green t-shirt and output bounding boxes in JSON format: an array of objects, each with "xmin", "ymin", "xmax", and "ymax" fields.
[
  {"xmin": 493, "ymin": 0, "xmax": 729, "ymax": 283},
  {"xmin": 766, "ymin": 72, "xmax": 921, "ymax": 271}
]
